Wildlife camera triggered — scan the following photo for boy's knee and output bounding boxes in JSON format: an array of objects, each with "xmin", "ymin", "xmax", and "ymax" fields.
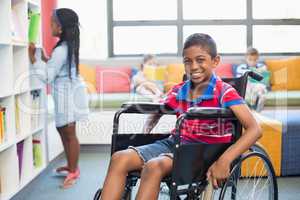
[
  {"xmin": 110, "ymin": 150, "xmax": 133, "ymax": 169},
  {"xmin": 142, "ymin": 159, "xmax": 168, "ymax": 178}
]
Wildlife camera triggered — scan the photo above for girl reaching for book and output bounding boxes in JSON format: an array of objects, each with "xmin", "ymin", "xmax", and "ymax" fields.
[{"xmin": 28, "ymin": 8, "xmax": 89, "ymax": 189}]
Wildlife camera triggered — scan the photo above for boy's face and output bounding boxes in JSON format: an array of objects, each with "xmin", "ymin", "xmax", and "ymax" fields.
[
  {"xmin": 246, "ymin": 54, "xmax": 259, "ymax": 67},
  {"xmin": 183, "ymin": 45, "xmax": 220, "ymax": 86}
]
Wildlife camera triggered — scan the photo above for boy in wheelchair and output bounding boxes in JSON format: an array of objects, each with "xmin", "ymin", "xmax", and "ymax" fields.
[{"xmin": 99, "ymin": 33, "xmax": 262, "ymax": 200}]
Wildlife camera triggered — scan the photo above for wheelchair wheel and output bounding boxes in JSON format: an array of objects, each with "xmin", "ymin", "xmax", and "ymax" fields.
[
  {"xmin": 93, "ymin": 188, "xmax": 132, "ymax": 200},
  {"xmin": 93, "ymin": 188, "xmax": 101, "ymax": 200},
  {"xmin": 217, "ymin": 151, "xmax": 278, "ymax": 200}
]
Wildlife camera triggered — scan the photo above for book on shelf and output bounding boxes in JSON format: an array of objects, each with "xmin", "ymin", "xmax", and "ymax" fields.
[
  {"xmin": 28, "ymin": 12, "xmax": 40, "ymax": 44},
  {"xmin": 15, "ymin": 97, "xmax": 20, "ymax": 134},
  {"xmin": 11, "ymin": 6, "xmax": 26, "ymax": 43},
  {"xmin": 17, "ymin": 141, "xmax": 24, "ymax": 178},
  {"xmin": 0, "ymin": 106, "xmax": 7, "ymax": 145},
  {"xmin": 32, "ymin": 139, "xmax": 42, "ymax": 168},
  {"xmin": 0, "ymin": 109, "xmax": 2, "ymax": 144},
  {"xmin": 31, "ymin": 90, "xmax": 41, "ymax": 130}
]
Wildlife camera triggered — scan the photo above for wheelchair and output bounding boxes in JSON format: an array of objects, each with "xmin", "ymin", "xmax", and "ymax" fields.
[{"xmin": 94, "ymin": 71, "xmax": 278, "ymax": 200}]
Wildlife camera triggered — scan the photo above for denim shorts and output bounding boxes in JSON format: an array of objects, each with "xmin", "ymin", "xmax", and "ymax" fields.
[{"xmin": 129, "ymin": 136, "xmax": 175, "ymax": 163}]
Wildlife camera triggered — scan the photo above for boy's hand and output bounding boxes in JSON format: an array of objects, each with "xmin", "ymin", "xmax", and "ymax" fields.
[{"xmin": 206, "ymin": 157, "xmax": 231, "ymax": 189}]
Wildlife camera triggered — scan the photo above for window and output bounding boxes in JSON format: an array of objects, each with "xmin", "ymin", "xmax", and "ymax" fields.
[
  {"xmin": 113, "ymin": 0, "xmax": 177, "ymax": 21},
  {"xmin": 253, "ymin": 25, "xmax": 300, "ymax": 53},
  {"xmin": 184, "ymin": 26, "xmax": 246, "ymax": 53},
  {"xmin": 253, "ymin": 0, "xmax": 300, "ymax": 19},
  {"xmin": 114, "ymin": 26, "xmax": 177, "ymax": 55},
  {"xmin": 58, "ymin": 0, "xmax": 108, "ymax": 59},
  {"xmin": 183, "ymin": 0, "xmax": 246, "ymax": 20},
  {"xmin": 109, "ymin": 0, "xmax": 300, "ymax": 56}
]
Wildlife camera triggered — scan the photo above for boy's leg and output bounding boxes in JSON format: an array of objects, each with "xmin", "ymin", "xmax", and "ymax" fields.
[
  {"xmin": 100, "ymin": 149, "xmax": 144, "ymax": 200},
  {"xmin": 136, "ymin": 155, "xmax": 173, "ymax": 200}
]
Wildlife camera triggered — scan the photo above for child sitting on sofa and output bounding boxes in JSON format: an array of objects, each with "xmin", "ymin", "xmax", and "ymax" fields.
[
  {"xmin": 235, "ymin": 47, "xmax": 270, "ymax": 112},
  {"xmin": 132, "ymin": 54, "xmax": 164, "ymax": 102}
]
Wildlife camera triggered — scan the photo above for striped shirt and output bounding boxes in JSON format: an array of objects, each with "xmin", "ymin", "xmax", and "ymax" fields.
[{"xmin": 164, "ymin": 73, "xmax": 244, "ymax": 144}]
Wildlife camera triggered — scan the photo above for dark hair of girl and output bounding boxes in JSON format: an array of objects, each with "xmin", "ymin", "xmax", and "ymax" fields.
[
  {"xmin": 54, "ymin": 8, "xmax": 80, "ymax": 78},
  {"xmin": 183, "ymin": 33, "xmax": 217, "ymax": 58}
]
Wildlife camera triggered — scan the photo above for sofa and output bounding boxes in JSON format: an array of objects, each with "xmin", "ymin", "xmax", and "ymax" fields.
[
  {"xmin": 80, "ymin": 56, "xmax": 300, "ymax": 108},
  {"xmin": 79, "ymin": 63, "xmax": 186, "ymax": 109},
  {"xmin": 78, "ymin": 56, "xmax": 300, "ymax": 176}
]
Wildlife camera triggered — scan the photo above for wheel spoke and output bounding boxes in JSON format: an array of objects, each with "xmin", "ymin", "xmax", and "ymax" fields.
[{"xmin": 217, "ymin": 152, "xmax": 277, "ymax": 200}]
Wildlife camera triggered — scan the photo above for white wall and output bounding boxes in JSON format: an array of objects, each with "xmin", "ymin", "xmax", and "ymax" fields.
[{"xmin": 58, "ymin": 0, "xmax": 108, "ymax": 59}]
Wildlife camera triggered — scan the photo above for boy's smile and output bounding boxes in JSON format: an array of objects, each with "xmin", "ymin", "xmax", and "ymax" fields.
[{"xmin": 183, "ymin": 46, "xmax": 220, "ymax": 87}]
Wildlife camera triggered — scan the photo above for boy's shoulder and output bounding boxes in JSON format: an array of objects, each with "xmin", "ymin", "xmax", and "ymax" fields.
[
  {"xmin": 170, "ymin": 81, "xmax": 186, "ymax": 92},
  {"xmin": 215, "ymin": 76, "xmax": 234, "ymax": 92}
]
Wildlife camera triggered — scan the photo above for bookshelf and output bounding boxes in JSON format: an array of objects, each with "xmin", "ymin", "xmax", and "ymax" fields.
[{"xmin": 0, "ymin": 0, "xmax": 48, "ymax": 199}]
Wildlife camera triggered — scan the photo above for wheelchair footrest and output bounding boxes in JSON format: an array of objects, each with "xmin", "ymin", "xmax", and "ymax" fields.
[{"xmin": 175, "ymin": 181, "xmax": 208, "ymax": 196}]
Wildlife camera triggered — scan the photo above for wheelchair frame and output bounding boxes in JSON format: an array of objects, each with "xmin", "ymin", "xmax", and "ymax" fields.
[{"xmin": 95, "ymin": 72, "xmax": 278, "ymax": 200}]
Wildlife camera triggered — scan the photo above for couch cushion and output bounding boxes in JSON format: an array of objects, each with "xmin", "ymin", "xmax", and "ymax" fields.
[
  {"xmin": 241, "ymin": 112, "xmax": 282, "ymax": 176},
  {"xmin": 143, "ymin": 65, "xmax": 166, "ymax": 92},
  {"xmin": 262, "ymin": 109, "xmax": 300, "ymax": 176},
  {"xmin": 79, "ymin": 64, "xmax": 97, "ymax": 93},
  {"xmin": 265, "ymin": 57, "xmax": 300, "ymax": 91},
  {"xmin": 164, "ymin": 63, "xmax": 185, "ymax": 92},
  {"xmin": 265, "ymin": 91, "xmax": 300, "ymax": 106},
  {"xmin": 96, "ymin": 66, "xmax": 132, "ymax": 93},
  {"xmin": 143, "ymin": 65, "xmax": 166, "ymax": 81},
  {"xmin": 214, "ymin": 63, "xmax": 233, "ymax": 78},
  {"xmin": 89, "ymin": 93, "xmax": 152, "ymax": 109}
]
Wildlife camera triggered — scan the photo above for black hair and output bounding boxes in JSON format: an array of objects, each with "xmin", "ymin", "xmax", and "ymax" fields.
[
  {"xmin": 183, "ymin": 33, "xmax": 217, "ymax": 58},
  {"xmin": 54, "ymin": 8, "xmax": 80, "ymax": 78}
]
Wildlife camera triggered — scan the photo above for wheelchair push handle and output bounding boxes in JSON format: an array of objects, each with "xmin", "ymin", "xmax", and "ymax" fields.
[{"xmin": 246, "ymin": 71, "xmax": 264, "ymax": 81}]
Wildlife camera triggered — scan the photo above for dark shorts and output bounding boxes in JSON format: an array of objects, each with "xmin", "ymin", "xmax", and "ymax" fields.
[{"xmin": 129, "ymin": 136, "xmax": 175, "ymax": 163}]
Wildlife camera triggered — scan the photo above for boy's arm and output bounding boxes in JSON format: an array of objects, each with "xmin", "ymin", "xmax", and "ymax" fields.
[
  {"xmin": 142, "ymin": 114, "xmax": 163, "ymax": 133},
  {"xmin": 207, "ymin": 104, "xmax": 262, "ymax": 188}
]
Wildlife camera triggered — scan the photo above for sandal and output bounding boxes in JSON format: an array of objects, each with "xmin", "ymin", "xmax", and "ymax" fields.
[
  {"xmin": 53, "ymin": 166, "xmax": 70, "ymax": 176},
  {"xmin": 61, "ymin": 168, "xmax": 80, "ymax": 189}
]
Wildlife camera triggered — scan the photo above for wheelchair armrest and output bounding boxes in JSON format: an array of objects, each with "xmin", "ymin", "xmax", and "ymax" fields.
[
  {"xmin": 186, "ymin": 107, "xmax": 235, "ymax": 119},
  {"xmin": 121, "ymin": 102, "xmax": 175, "ymax": 115}
]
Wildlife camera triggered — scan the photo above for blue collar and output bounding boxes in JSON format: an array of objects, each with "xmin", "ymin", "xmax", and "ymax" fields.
[{"xmin": 176, "ymin": 73, "xmax": 217, "ymax": 103}]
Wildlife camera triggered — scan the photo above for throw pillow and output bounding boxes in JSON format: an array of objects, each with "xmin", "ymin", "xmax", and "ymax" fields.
[
  {"xmin": 265, "ymin": 57, "xmax": 300, "ymax": 90},
  {"xmin": 79, "ymin": 64, "xmax": 96, "ymax": 93},
  {"xmin": 96, "ymin": 66, "xmax": 132, "ymax": 93},
  {"xmin": 214, "ymin": 63, "xmax": 233, "ymax": 78},
  {"xmin": 164, "ymin": 63, "xmax": 185, "ymax": 92}
]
